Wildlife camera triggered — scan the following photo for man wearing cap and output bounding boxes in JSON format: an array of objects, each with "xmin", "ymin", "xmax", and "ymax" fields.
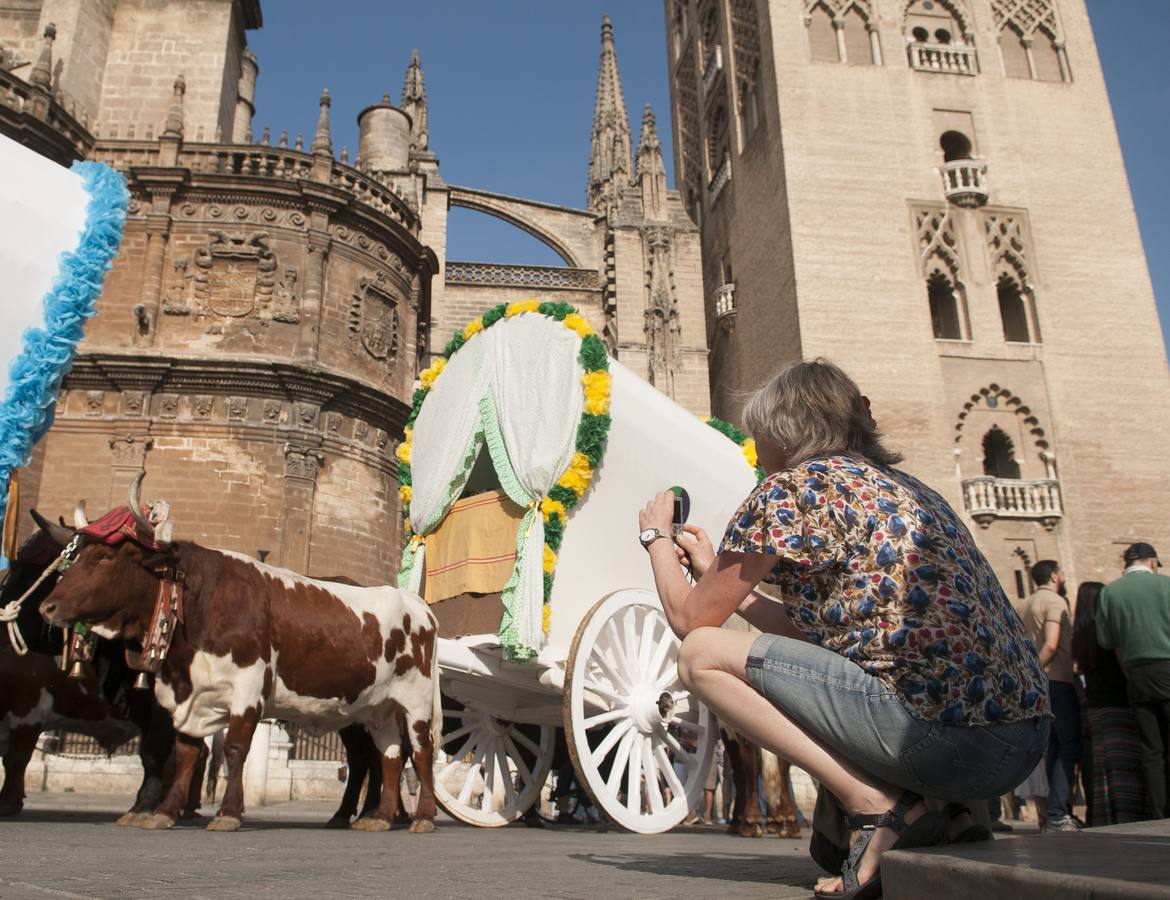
[
  {"xmin": 1019, "ymin": 560, "xmax": 1081, "ymax": 831},
  {"xmin": 1098, "ymin": 543, "xmax": 1170, "ymax": 819}
]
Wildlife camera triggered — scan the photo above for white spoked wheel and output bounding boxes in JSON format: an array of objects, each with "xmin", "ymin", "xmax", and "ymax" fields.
[
  {"xmin": 433, "ymin": 694, "xmax": 555, "ymax": 827},
  {"xmin": 564, "ymin": 589, "xmax": 716, "ymax": 834}
]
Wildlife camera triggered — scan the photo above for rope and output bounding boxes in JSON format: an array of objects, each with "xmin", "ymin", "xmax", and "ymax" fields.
[{"xmin": 0, "ymin": 539, "xmax": 77, "ymax": 655}]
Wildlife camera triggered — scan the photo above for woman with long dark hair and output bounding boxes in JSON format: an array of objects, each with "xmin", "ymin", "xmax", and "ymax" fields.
[{"xmin": 1071, "ymin": 581, "xmax": 1145, "ymax": 825}]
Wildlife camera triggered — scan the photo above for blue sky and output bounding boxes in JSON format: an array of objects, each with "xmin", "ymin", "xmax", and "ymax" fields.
[{"xmin": 250, "ymin": 1, "xmax": 1168, "ymax": 343}]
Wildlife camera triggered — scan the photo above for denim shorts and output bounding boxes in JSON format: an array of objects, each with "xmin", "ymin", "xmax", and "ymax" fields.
[{"xmin": 745, "ymin": 633, "xmax": 1050, "ymax": 801}]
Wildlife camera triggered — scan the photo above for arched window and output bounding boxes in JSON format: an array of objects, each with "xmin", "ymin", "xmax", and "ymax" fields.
[
  {"xmin": 707, "ymin": 104, "xmax": 729, "ymax": 172},
  {"xmin": 993, "ymin": 0, "xmax": 1071, "ymax": 82},
  {"xmin": 982, "ymin": 426, "xmax": 1021, "ymax": 479},
  {"xmin": 842, "ymin": 6, "xmax": 873, "ymax": 65},
  {"xmin": 808, "ymin": 3, "xmax": 840, "ymax": 62},
  {"xmin": 997, "ymin": 273, "xmax": 1038, "ymax": 343},
  {"xmin": 940, "ymin": 130, "xmax": 973, "ymax": 162},
  {"xmin": 927, "ymin": 269, "xmax": 965, "ymax": 340},
  {"xmin": 905, "ymin": 0, "xmax": 966, "ymax": 46},
  {"xmin": 999, "ymin": 23, "xmax": 1031, "ymax": 78}
]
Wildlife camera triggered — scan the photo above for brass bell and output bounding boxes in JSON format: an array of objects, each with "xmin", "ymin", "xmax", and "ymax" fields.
[
  {"xmin": 68, "ymin": 659, "xmax": 93, "ymax": 680},
  {"xmin": 132, "ymin": 671, "xmax": 151, "ymax": 690}
]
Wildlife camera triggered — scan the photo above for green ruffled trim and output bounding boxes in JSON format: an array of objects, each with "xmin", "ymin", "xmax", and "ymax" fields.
[
  {"xmin": 498, "ymin": 506, "xmax": 537, "ymax": 661},
  {"xmin": 478, "ymin": 392, "xmax": 530, "ymax": 509},
  {"xmin": 396, "ymin": 540, "xmax": 422, "ymax": 591}
]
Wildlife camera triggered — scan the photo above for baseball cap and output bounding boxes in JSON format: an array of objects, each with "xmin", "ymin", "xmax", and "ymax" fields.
[{"xmin": 1124, "ymin": 542, "xmax": 1162, "ymax": 567}]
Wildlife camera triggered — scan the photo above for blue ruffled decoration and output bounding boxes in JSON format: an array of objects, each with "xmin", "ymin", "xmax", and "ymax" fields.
[{"xmin": 0, "ymin": 160, "xmax": 128, "ymax": 567}]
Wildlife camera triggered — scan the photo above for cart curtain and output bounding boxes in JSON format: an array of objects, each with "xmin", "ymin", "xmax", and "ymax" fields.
[{"xmin": 397, "ymin": 315, "xmax": 585, "ymax": 658}]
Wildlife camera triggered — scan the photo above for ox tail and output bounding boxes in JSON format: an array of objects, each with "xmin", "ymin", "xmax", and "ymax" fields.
[
  {"xmin": 761, "ymin": 749, "xmax": 782, "ymax": 803},
  {"xmin": 429, "ymin": 624, "xmax": 442, "ymax": 754}
]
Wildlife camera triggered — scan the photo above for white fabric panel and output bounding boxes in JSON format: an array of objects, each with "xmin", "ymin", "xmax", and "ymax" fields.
[
  {"xmin": 484, "ymin": 314, "xmax": 584, "ymax": 500},
  {"xmin": 0, "ymin": 135, "xmax": 90, "ymax": 401},
  {"xmin": 483, "ymin": 314, "xmax": 585, "ymax": 652},
  {"xmin": 408, "ymin": 333, "xmax": 489, "ymax": 534}
]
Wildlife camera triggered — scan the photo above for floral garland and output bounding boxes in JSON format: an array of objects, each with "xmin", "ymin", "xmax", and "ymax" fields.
[
  {"xmin": 396, "ymin": 299, "xmax": 612, "ymax": 637},
  {"xmin": 703, "ymin": 417, "xmax": 765, "ymax": 482}
]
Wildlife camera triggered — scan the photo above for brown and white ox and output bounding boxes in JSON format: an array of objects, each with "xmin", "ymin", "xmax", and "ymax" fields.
[
  {"xmin": 37, "ymin": 478, "xmax": 441, "ymax": 833},
  {"xmin": 722, "ymin": 729, "xmax": 801, "ymax": 839}
]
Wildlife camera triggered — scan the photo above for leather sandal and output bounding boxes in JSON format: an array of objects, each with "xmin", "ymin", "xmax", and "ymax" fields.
[
  {"xmin": 944, "ymin": 802, "xmax": 992, "ymax": 844},
  {"xmin": 813, "ymin": 791, "xmax": 949, "ymax": 900}
]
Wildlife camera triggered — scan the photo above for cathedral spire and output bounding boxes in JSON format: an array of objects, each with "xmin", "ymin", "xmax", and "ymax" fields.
[
  {"xmin": 29, "ymin": 22, "xmax": 55, "ymax": 90},
  {"xmin": 636, "ymin": 103, "xmax": 667, "ymax": 219},
  {"xmin": 311, "ymin": 88, "xmax": 332, "ymax": 158},
  {"xmin": 162, "ymin": 74, "xmax": 186, "ymax": 139},
  {"xmin": 587, "ymin": 15, "xmax": 632, "ymax": 215},
  {"xmin": 401, "ymin": 49, "xmax": 429, "ymax": 152}
]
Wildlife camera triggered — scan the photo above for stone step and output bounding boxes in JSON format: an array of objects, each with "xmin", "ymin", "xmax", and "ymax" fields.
[{"xmin": 883, "ymin": 820, "xmax": 1170, "ymax": 900}]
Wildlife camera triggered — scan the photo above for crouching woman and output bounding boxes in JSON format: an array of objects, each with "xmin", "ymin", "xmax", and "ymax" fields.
[{"xmin": 639, "ymin": 359, "xmax": 1050, "ymax": 899}]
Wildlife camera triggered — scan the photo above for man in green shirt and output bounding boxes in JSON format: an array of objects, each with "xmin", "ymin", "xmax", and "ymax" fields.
[{"xmin": 1097, "ymin": 542, "xmax": 1170, "ymax": 819}]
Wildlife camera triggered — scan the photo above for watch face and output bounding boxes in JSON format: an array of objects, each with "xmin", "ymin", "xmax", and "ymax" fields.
[{"xmin": 639, "ymin": 528, "xmax": 658, "ymax": 544}]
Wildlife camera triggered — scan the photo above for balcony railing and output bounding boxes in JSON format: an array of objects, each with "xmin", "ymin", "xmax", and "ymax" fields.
[
  {"xmin": 714, "ymin": 282, "xmax": 736, "ymax": 331},
  {"xmin": 941, "ymin": 159, "xmax": 988, "ymax": 208},
  {"xmin": 702, "ymin": 45, "xmax": 723, "ymax": 97},
  {"xmin": 907, "ymin": 41, "xmax": 978, "ymax": 75},
  {"xmin": 709, "ymin": 154, "xmax": 731, "ymax": 202},
  {"xmin": 444, "ymin": 261, "xmax": 600, "ymax": 291},
  {"xmin": 962, "ymin": 476, "xmax": 1063, "ymax": 530}
]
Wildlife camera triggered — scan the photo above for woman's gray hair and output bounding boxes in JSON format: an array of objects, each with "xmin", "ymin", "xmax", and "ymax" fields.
[{"xmin": 742, "ymin": 358, "xmax": 903, "ymax": 467}]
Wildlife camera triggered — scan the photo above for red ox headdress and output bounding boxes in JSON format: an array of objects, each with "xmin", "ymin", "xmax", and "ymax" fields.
[{"xmin": 73, "ymin": 470, "xmax": 173, "ymax": 551}]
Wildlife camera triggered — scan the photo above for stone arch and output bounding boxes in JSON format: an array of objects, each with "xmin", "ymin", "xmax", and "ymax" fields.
[
  {"xmin": 982, "ymin": 424, "xmax": 1021, "ymax": 478},
  {"xmin": 447, "ymin": 188, "xmax": 586, "ymax": 268},
  {"xmin": 904, "ymin": 0, "xmax": 974, "ymax": 43},
  {"xmin": 954, "ymin": 383, "xmax": 1049, "ymax": 452}
]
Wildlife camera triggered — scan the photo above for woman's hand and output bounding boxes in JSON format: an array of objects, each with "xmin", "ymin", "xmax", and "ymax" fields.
[
  {"xmin": 675, "ymin": 524, "xmax": 716, "ymax": 577},
  {"xmin": 638, "ymin": 491, "xmax": 675, "ymax": 535}
]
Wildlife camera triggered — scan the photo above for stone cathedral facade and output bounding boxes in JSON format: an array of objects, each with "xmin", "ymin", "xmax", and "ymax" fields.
[
  {"xmin": 0, "ymin": 1, "xmax": 710, "ymax": 587},
  {"xmin": 663, "ymin": 0, "xmax": 1170, "ymax": 593}
]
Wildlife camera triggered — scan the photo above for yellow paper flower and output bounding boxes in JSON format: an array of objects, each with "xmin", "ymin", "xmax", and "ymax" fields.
[
  {"xmin": 541, "ymin": 496, "xmax": 566, "ymax": 524},
  {"xmin": 399, "ymin": 485, "xmax": 412, "ymax": 505},
  {"xmin": 505, "ymin": 299, "xmax": 540, "ymax": 318},
  {"xmin": 419, "ymin": 356, "xmax": 447, "ymax": 389},
  {"xmin": 556, "ymin": 452, "xmax": 594, "ymax": 496},
  {"xmin": 463, "ymin": 316, "xmax": 484, "ymax": 338},
  {"xmin": 403, "ymin": 517, "xmax": 413, "ymax": 535},
  {"xmin": 395, "ymin": 440, "xmax": 411, "ymax": 464},
  {"xmin": 743, "ymin": 439, "xmax": 758, "ymax": 470},
  {"xmin": 562, "ymin": 313, "xmax": 595, "ymax": 338},
  {"xmin": 542, "ymin": 603, "xmax": 551, "ymax": 634},
  {"xmin": 582, "ymin": 370, "xmax": 611, "ymax": 416},
  {"xmin": 543, "ymin": 544, "xmax": 557, "ymax": 574}
]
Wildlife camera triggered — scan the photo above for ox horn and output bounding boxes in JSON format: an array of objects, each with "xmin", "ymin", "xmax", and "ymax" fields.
[
  {"xmin": 73, "ymin": 499, "xmax": 90, "ymax": 529},
  {"xmin": 127, "ymin": 469, "xmax": 156, "ymax": 542},
  {"xmin": 29, "ymin": 508, "xmax": 75, "ymax": 547}
]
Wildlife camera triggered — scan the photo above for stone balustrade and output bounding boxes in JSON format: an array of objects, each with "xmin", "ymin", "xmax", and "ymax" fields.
[
  {"xmin": 907, "ymin": 41, "xmax": 978, "ymax": 75},
  {"xmin": 714, "ymin": 282, "xmax": 736, "ymax": 329},
  {"xmin": 941, "ymin": 159, "xmax": 989, "ymax": 208},
  {"xmin": 962, "ymin": 476, "xmax": 1063, "ymax": 529},
  {"xmin": 0, "ymin": 66, "xmax": 92, "ymax": 164},
  {"xmin": 444, "ymin": 261, "xmax": 600, "ymax": 290},
  {"xmin": 702, "ymin": 45, "xmax": 723, "ymax": 97},
  {"xmin": 89, "ymin": 141, "xmax": 417, "ymax": 228}
]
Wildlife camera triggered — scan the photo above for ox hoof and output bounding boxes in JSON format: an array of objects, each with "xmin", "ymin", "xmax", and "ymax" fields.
[
  {"xmin": 324, "ymin": 815, "xmax": 352, "ymax": 830},
  {"xmin": 738, "ymin": 823, "xmax": 765, "ymax": 838},
  {"xmin": 138, "ymin": 813, "xmax": 176, "ymax": 830},
  {"xmin": 116, "ymin": 811, "xmax": 149, "ymax": 827},
  {"xmin": 408, "ymin": 818, "xmax": 435, "ymax": 834},
  {"xmin": 206, "ymin": 815, "xmax": 242, "ymax": 832},
  {"xmin": 351, "ymin": 816, "xmax": 391, "ymax": 832}
]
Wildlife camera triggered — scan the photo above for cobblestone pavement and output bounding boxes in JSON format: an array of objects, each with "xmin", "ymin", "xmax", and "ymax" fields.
[{"xmin": 0, "ymin": 794, "xmax": 822, "ymax": 899}]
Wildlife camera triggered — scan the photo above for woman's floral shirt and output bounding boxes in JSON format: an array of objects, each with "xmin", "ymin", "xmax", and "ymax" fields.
[{"xmin": 720, "ymin": 455, "xmax": 1049, "ymax": 726}]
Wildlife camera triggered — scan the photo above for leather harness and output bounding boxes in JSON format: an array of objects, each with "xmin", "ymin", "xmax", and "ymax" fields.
[{"xmin": 124, "ymin": 565, "xmax": 185, "ymax": 674}]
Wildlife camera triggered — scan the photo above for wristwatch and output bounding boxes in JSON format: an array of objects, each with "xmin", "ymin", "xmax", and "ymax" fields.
[{"xmin": 639, "ymin": 527, "xmax": 671, "ymax": 550}]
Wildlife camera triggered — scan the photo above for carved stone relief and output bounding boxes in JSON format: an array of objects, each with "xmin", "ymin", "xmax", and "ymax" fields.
[
  {"xmin": 163, "ymin": 231, "xmax": 299, "ymax": 325},
  {"xmin": 159, "ymin": 394, "xmax": 179, "ymax": 418},
  {"xmin": 123, "ymin": 392, "xmax": 145, "ymax": 417},
  {"xmin": 192, "ymin": 395, "xmax": 214, "ymax": 419},
  {"xmin": 348, "ymin": 272, "xmax": 401, "ymax": 371},
  {"xmin": 108, "ymin": 434, "xmax": 154, "ymax": 468},
  {"xmin": 295, "ymin": 403, "xmax": 319, "ymax": 430},
  {"xmin": 228, "ymin": 397, "xmax": 248, "ymax": 420},
  {"xmin": 84, "ymin": 391, "xmax": 104, "ymax": 417},
  {"xmin": 262, "ymin": 400, "xmax": 282, "ymax": 423},
  {"xmin": 283, "ymin": 444, "xmax": 324, "ymax": 482},
  {"xmin": 643, "ymin": 229, "xmax": 682, "ymax": 389}
]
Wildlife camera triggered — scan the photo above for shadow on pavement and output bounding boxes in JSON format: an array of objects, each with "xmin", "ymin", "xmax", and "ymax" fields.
[{"xmin": 569, "ymin": 850, "xmax": 815, "ymax": 887}]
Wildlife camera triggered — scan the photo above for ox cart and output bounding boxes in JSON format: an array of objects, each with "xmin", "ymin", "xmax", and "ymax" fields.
[{"xmin": 397, "ymin": 301, "xmax": 758, "ymax": 833}]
